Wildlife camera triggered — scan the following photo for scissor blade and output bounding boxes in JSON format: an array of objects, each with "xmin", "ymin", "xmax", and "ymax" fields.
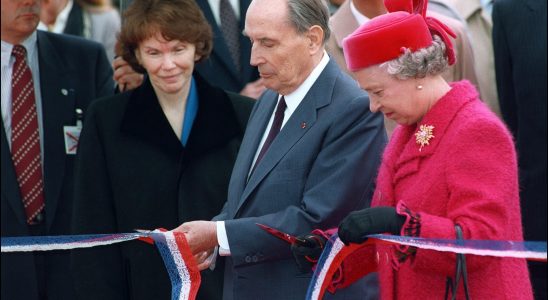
[{"xmin": 256, "ymin": 223, "xmax": 301, "ymax": 244}]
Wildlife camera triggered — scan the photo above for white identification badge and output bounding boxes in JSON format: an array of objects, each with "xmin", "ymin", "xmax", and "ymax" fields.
[
  {"xmin": 63, "ymin": 126, "xmax": 81, "ymax": 155},
  {"xmin": 64, "ymin": 108, "xmax": 84, "ymax": 155}
]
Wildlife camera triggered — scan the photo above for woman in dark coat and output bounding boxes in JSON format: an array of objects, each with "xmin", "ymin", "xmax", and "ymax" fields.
[{"xmin": 70, "ymin": 1, "xmax": 254, "ymax": 299}]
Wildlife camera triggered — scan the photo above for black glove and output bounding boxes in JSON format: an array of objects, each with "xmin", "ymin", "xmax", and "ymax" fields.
[
  {"xmin": 291, "ymin": 234, "xmax": 327, "ymax": 273},
  {"xmin": 338, "ymin": 206, "xmax": 406, "ymax": 245}
]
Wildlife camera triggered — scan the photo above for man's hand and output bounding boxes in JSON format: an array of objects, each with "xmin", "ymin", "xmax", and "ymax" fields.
[
  {"xmin": 112, "ymin": 56, "xmax": 144, "ymax": 92},
  {"xmin": 239, "ymin": 78, "xmax": 266, "ymax": 99},
  {"xmin": 173, "ymin": 221, "xmax": 218, "ymax": 255},
  {"xmin": 193, "ymin": 248, "xmax": 215, "ymax": 271},
  {"xmin": 290, "ymin": 234, "xmax": 327, "ymax": 273}
]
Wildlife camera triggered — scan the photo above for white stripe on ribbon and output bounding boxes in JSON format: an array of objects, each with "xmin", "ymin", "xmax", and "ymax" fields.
[
  {"xmin": 309, "ymin": 237, "xmax": 345, "ymax": 300},
  {"xmin": 369, "ymin": 234, "xmax": 547, "ymax": 260},
  {"xmin": 1, "ymin": 233, "xmax": 145, "ymax": 252},
  {"xmin": 163, "ymin": 231, "xmax": 192, "ymax": 300}
]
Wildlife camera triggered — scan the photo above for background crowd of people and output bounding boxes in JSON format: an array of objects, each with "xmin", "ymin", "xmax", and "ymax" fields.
[{"xmin": 1, "ymin": 0, "xmax": 546, "ymax": 299}]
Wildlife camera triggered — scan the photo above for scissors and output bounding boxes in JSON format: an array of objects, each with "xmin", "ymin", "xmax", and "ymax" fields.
[{"xmin": 256, "ymin": 223, "xmax": 308, "ymax": 245}]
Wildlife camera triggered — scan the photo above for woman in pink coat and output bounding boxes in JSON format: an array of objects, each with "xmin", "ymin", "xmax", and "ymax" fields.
[{"xmin": 291, "ymin": 1, "xmax": 533, "ymax": 299}]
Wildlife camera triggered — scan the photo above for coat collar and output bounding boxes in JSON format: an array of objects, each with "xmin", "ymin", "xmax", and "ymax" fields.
[
  {"xmin": 121, "ymin": 72, "xmax": 241, "ymax": 158},
  {"xmin": 389, "ymin": 81, "xmax": 478, "ymax": 183}
]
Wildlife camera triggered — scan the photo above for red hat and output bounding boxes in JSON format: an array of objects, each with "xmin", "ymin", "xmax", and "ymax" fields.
[{"xmin": 342, "ymin": 0, "xmax": 456, "ymax": 72}]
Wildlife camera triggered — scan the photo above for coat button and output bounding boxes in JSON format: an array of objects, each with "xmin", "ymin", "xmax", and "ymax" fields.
[
  {"xmin": 252, "ymin": 255, "xmax": 258, "ymax": 263},
  {"xmin": 245, "ymin": 256, "xmax": 252, "ymax": 263}
]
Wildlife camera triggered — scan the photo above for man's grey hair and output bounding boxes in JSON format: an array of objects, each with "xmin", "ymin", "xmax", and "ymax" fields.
[
  {"xmin": 382, "ymin": 35, "xmax": 449, "ymax": 79},
  {"xmin": 287, "ymin": 0, "xmax": 331, "ymax": 45}
]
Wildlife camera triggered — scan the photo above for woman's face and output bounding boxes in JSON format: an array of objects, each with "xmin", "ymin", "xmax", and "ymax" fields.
[
  {"xmin": 136, "ymin": 32, "xmax": 201, "ymax": 95},
  {"xmin": 354, "ymin": 65, "xmax": 428, "ymax": 125}
]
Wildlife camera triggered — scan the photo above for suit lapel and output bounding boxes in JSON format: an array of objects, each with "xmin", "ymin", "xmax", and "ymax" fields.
[
  {"xmin": 234, "ymin": 61, "xmax": 337, "ymax": 216},
  {"xmin": 37, "ymin": 32, "xmax": 78, "ymax": 229},
  {"xmin": 228, "ymin": 91, "xmax": 277, "ymax": 201},
  {"xmin": 1, "ymin": 121, "xmax": 27, "ymax": 224}
]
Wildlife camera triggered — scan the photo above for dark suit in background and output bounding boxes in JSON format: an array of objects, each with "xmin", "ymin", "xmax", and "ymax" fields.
[
  {"xmin": 1, "ymin": 31, "xmax": 114, "ymax": 300},
  {"xmin": 195, "ymin": 0, "xmax": 259, "ymax": 93},
  {"xmin": 71, "ymin": 74, "xmax": 254, "ymax": 300},
  {"xmin": 493, "ymin": 0, "xmax": 547, "ymax": 298}
]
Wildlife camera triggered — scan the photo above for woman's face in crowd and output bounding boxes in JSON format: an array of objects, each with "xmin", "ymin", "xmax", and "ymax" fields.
[
  {"xmin": 136, "ymin": 32, "xmax": 200, "ymax": 95},
  {"xmin": 354, "ymin": 65, "xmax": 427, "ymax": 125}
]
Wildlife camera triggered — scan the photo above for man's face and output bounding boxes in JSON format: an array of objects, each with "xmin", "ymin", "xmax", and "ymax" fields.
[
  {"xmin": 40, "ymin": 0, "xmax": 66, "ymax": 26},
  {"xmin": 1, "ymin": 0, "xmax": 40, "ymax": 44},
  {"xmin": 245, "ymin": 0, "xmax": 314, "ymax": 95}
]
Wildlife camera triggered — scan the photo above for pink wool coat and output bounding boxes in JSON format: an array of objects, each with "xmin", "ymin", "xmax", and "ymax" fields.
[{"xmin": 340, "ymin": 81, "xmax": 533, "ymax": 299}]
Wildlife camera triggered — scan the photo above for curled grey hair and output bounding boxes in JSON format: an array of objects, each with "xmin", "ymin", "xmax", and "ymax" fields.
[
  {"xmin": 287, "ymin": 0, "xmax": 331, "ymax": 45},
  {"xmin": 381, "ymin": 35, "xmax": 449, "ymax": 79}
]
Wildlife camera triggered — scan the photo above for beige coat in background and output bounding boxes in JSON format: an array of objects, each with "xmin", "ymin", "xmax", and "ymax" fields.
[{"xmin": 435, "ymin": 0, "xmax": 500, "ymax": 117}]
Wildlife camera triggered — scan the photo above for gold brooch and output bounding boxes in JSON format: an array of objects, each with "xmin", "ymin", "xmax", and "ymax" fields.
[{"xmin": 415, "ymin": 124, "xmax": 434, "ymax": 151}]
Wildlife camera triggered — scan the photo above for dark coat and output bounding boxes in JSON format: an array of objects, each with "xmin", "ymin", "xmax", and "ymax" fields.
[
  {"xmin": 493, "ymin": 1, "xmax": 547, "ymax": 298},
  {"xmin": 1, "ymin": 31, "xmax": 114, "ymax": 300},
  {"xmin": 70, "ymin": 74, "xmax": 254, "ymax": 300}
]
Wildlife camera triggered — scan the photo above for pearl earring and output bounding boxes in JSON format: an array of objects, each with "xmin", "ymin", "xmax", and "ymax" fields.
[{"xmin": 416, "ymin": 85, "xmax": 423, "ymax": 90}]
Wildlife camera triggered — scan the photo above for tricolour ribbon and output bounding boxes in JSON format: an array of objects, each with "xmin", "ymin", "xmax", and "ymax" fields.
[
  {"xmin": 306, "ymin": 233, "xmax": 547, "ymax": 300},
  {"xmin": 1, "ymin": 230, "xmax": 201, "ymax": 300},
  {"xmin": 3, "ymin": 232, "xmax": 546, "ymax": 300}
]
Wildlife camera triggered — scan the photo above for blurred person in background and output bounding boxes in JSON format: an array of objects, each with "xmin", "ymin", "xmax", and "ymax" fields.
[
  {"xmin": 493, "ymin": 0, "xmax": 547, "ymax": 298},
  {"xmin": 39, "ymin": 0, "xmax": 121, "ymax": 62}
]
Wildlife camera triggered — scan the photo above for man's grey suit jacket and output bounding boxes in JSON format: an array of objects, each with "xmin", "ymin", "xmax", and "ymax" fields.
[{"xmin": 216, "ymin": 59, "xmax": 387, "ymax": 300}]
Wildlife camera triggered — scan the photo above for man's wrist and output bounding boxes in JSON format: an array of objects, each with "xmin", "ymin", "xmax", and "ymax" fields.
[{"xmin": 216, "ymin": 221, "xmax": 231, "ymax": 256}]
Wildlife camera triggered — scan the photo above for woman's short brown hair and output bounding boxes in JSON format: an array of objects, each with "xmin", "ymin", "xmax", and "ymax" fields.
[{"xmin": 118, "ymin": 0, "xmax": 213, "ymax": 73}]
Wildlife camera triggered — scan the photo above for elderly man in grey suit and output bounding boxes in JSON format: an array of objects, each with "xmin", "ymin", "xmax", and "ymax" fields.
[{"xmin": 175, "ymin": 0, "xmax": 386, "ymax": 299}]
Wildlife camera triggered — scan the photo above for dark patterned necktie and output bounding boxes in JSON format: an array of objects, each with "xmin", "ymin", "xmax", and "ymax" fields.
[
  {"xmin": 220, "ymin": 0, "xmax": 241, "ymax": 73},
  {"xmin": 252, "ymin": 97, "xmax": 287, "ymax": 172},
  {"xmin": 11, "ymin": 45, "xmax": 45, "ymax": 224}
]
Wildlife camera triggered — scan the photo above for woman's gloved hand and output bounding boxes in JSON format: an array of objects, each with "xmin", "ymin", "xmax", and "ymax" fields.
[
  {"xmin": 290, "ymin": 234, "xmax": 327, "ymax": 273},
  {"xmin": 338, "ymin": 206, "xmax": 406, "ymax": 245}
]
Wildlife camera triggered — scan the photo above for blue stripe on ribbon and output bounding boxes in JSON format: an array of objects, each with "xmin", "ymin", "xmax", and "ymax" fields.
[
  {"xmin": 1, "ymin": 233, "xmax": 146, "ymax": 250},
  {"xmin": 305, "ymin": 233, "xmax": 340, "ymax": 300},
  {"xmin": 150, "ymin": 232, "xmax": 183, "ymax": 300}
]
